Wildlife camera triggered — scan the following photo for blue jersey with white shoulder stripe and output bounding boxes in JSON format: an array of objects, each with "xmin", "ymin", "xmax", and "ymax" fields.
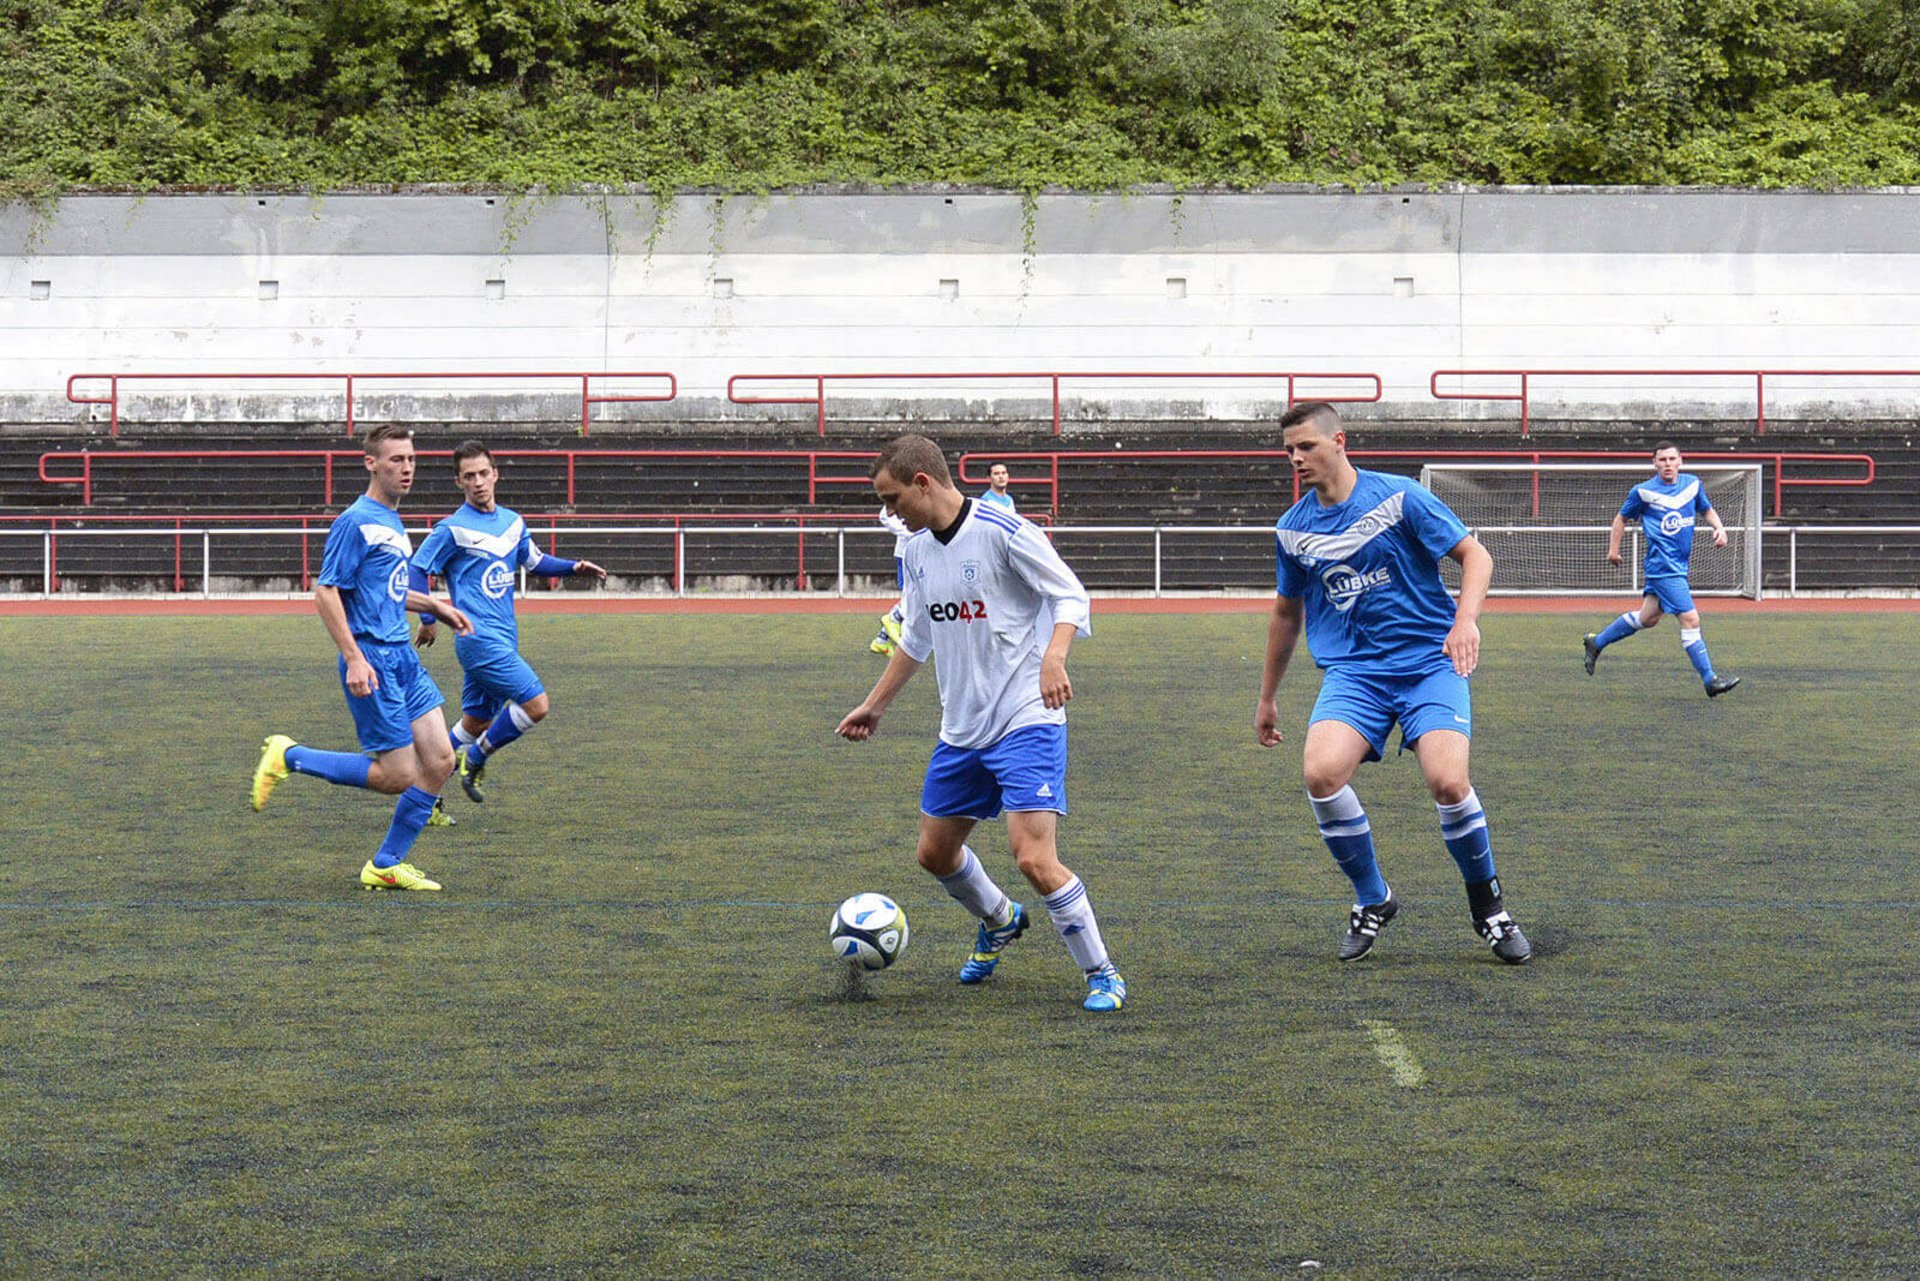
[
  {"xmin": 316, "ymin": 496, "xmax": 416, "ymax": 644},
  {"xmin": 1619, "ymin": 473, "xmax": 1713, "ymax": 580},
  {"xmin": 1275, "ymin": 469, "xmax": 1471, "ymax": 676},
  {"xmin": 413, "ymin": 502, "xmax": 544, "ymax": 654}
]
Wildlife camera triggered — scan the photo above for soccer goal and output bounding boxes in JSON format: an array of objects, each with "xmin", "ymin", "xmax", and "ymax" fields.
[{"xmin": 1419, "ymin": 463, "xmax": 1764, "ymax": 598}]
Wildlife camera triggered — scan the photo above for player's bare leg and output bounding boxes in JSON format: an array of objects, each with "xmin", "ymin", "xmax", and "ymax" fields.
[
  {"xmin": 1007, "ymin": 811, "xmax": 1125, "ymax": 1011},
  {"xmin": 918, "ymin": 814, "xmax": 1026, "ymax": 984}
]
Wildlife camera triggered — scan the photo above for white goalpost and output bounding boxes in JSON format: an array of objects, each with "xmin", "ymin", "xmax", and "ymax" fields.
[{"xmin": 1419, "ymin": 463, "xmax": 1764, "ymax": 598}]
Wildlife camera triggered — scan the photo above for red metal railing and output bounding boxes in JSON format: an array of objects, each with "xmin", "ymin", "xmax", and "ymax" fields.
[
  {"xmin": 956, "ymin": 449, "xmax": 1876, "ymax": 521},
  {"xmin": 1430, "ymin": 368, "xmax": 1920, "ymax": 437},
  {"xmin": 0, "ymin": 510, "xmax": 908, "ymax": 595},
  {"xmin": 65, "ymin": 370, "xmax": 678, "ymax": 438},
  {"xmin": 38, "ymin": 448, "xmax": 882, "ymax": 508},
  {"xmin": 728, "ymin": 370, "xmax": 1383, "ymax": 436}
]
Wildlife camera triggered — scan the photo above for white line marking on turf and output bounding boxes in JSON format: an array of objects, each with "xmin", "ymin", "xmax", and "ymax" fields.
[{"xmin": 1360, "ymin": 1019, "xmax": 1427, "ymax": 1088}]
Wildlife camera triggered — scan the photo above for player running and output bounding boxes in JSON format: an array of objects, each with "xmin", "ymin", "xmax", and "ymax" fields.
[
  {"xmin": 836, "ymin": 434, "xmax": 1127, "ymax": 1012},
  {"xmin": 411, "ymin": 441, "xmax": 606, "ymax": 803},
  {"xmin": 1255, "ymin": 402, "xmax": 1531, "ymax": 964},
  {"xmin": 249, "ymin": 425, "xmax": 471, "ymax": 891},
  {"xmin": 1582, "ymin": 442, "xmax": 1741, "ymax": 697}
]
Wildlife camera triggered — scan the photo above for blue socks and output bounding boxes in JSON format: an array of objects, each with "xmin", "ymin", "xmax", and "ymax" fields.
[
  {"xmin": 372, "ymin": 787, "xmax": 438, "ymax": 869},
  {"xmin": 1437, "ymin": 788, "xmax": 1497, "ymax": 884},
  {"xmin": 1595, "ymin": 611, "xmax": 1643, "ymax": 650},
  {"xmin": 1310, "ymin": 786, "xmax": 1389, "ymax": 905},
  {"xmin": 285, "ymin": 744, "xmax": 372, "ymax": 789},
  {"xmin": 466, "ymin": 702, "xmax": 536, "ymax": 769},
  {"xmin": 1681, "ymin": 627, "xmax": 1716, "ymax": 682}
]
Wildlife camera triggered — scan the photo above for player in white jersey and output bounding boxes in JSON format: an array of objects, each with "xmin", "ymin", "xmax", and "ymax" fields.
[
  {"xmin": 837, "ymin": 434, "xmax": 1127, "ymax": 1012},
  {"xmin": 869, "ymin": 507, "xmax": 910, "ymax": 656}
]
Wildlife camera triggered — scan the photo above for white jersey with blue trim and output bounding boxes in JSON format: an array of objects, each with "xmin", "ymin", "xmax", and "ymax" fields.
[
  {"xmin": 895, "ymin": 499, "xmax": 1092, "ymax": 750},
  {"xmin": 1619, "ymin": 473, "xmax": 1713, "ymax": 580},
  {"xmin": 877, "ymin": 506, "xmax": 911, "ymax": 557},
  {"xmin": 1275, "ymin": 469, "xmax": 1471, "ymax": 676},
  {"xmin": 413, "ymin": 502, "xmax": 545, "ymax": 652},
  {"xmin": 317, "ymin": 496, "xmax": 416, "ymax": 644}
]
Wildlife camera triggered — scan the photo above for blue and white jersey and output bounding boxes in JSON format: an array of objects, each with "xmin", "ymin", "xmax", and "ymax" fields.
[
  {"xmin": 317, "ymin": 496, "xmax": 416, "ymax": 644},
  {"xmin": 1620, "ymin": 473, "xmax": 1713, "ymax": 580},
  {"xmin": 1275, "ymin": 470, "xmax": 1471, "ymax": 676},
  {"xmin": 413, "ymin": 502, "xmax": 545, "ymax": 654},
  {"xmin": 979, "ymin": 490, "xmax": 1017, "ymax": 513},
  {"xmin": 896, "ymin": 500, "xmax": 1092, "ymax": 750}
]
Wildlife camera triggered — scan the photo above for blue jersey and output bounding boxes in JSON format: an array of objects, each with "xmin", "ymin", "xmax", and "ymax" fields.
[
  {"xmin": 413, "ymin": 502, "xmax": 544, "ymax": 654},
  {"xmin": 317, "ymin": 496, "xmax": 416, "ymax": 644},
  {"xmin": 1275, "ymin": 470, "xmax": 1471, "ymax": 676},
  {"xmin": 1620, "ymin": 473, "xmax": 1713, "ymax": 580}
]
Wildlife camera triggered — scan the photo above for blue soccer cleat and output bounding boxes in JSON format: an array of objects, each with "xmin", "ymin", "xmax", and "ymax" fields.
[
  {"xmin": 958, "ymin": 901, "xmax": 1027, "ymax": 984},
  {"xmin": 1083, "ymin": 969, "xmax": 1127, "ymax": 1012}
]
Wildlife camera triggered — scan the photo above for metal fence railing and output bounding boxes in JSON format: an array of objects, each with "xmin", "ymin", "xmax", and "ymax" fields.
[{"xmin": 2, "ymin": 523, "xmax": 1916, "ymax": 599}]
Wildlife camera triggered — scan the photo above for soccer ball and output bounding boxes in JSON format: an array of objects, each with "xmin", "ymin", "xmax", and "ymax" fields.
[{"xmin": 830, "ymin": 893, "xmax": 910, "ymax": 970}]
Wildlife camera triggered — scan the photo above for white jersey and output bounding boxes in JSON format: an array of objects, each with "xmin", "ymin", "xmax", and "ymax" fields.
[
  {"xmin": 877, "ymin": 507, "xmax": 911, "ymax": 557},
  {"xmin": 896, "ymin": 499, "xmax": 1092, "ymax": 750}
]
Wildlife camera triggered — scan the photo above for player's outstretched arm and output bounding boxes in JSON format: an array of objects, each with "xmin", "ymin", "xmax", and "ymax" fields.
[
  {"xmin": 837, "ymin": 646, "xmax": 923, "ymax": 741},
  {"xmin": 1443, "ymin": 536, "xmax": 1492, "ymax": 677},
  {"xmin": 1257, "ymin": 595, "xmax": 1305, "ymax": 746},
  {"xmin": 406, "ymin": 590, "xmax": 473, "ymax": 637},
  {"xmin": 572, "ymin": 559, "xmax": 609, "ymax": 581}
]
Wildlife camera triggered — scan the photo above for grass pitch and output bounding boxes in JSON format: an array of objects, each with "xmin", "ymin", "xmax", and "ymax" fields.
[{"xmin": 0, "ymin": 609, "xmax": 1914, "ymax": 1276}]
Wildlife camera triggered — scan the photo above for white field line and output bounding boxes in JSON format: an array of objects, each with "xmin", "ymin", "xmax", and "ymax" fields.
[{"xmin": 1359, "ymin": 1019, "xmax": 1427, "ymax": 1088}]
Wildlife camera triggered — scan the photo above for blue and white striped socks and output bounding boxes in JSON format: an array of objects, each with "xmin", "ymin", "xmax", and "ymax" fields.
[
  {"xmin": 1436, "ymin": 788, "xmax": 1496, "ymax": 885},
  {"xmin": 1043, "ymin": 875, "xmax": 1111, "ymax": 974},
  {"xmin": 936, "ymin": 845, "xmax": 1012, "ymax": 925},
  {"xmin": 1311, "ymin": 785, "xmax": 1389, "ymax": 905},
  {"xmin": 1595, "ymin": 610, "xmax": 1644, "ymax": 650}
]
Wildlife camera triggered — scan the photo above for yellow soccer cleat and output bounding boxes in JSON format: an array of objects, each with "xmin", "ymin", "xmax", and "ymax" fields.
[
  {"xmin": 360, "ymin": 860, "xmax": 443, "ymax": 891},
  {"xmin": 251, "ymin": 734, "xmax": 295, "ymax": 811},
  {"xmin": 426, "ymin": 798, "xmax": 457, "ymax": 828},
  {"xmin": 869, "ymin": 634, "xmax": 894, "ymax": 656},
  {"xmin": 881, "ymin": 611, "xmax": 904, "ymax": 645}
]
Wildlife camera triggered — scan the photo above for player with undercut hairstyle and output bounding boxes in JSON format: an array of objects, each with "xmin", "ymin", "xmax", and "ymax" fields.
[
  {"xmin": 1256, "ymin": 403, "xmax": 1531, "ymax": 964},
  {"xmin": 411, "ymin": 440, "xmax": 606, "ymax": 805},
  {"xmin": 250, "ymin": 424, "xmax": 472, "ymax": 891},
  {"xmin": 1582, "ymin": 442, "xmax": 1740, "ymax": 697},
  {"xmin": 836, "ymin": 434, "xmax": 1127, "ymax": 1012}
]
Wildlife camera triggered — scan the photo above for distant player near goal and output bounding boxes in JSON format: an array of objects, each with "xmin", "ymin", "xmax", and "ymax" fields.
[
  {"xmin": 1582, "ymin": 442, "xmax": 1741, "ymax": 698},
  {"xmin": 836, "ymin": 433, "xmax": 1127, "ymax": 1012},
  {"xmin": 1255, "ymin": 403, "xmax": 1531, "ymax": 965}
]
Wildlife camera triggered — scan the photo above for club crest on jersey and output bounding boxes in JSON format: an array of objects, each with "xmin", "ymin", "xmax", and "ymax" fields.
[
  {"xmin": 960, "ymin": 559, "xmax": 982, "ymax": 584},
  {"xmin": 481, "ymin": 559, "xmax": 515, "ymax": 599},
  {"xmin": 1322, "ymin": 561, "xmax": 1391, "ymax": 612},
  {"xmin": 385, "ymin": 561, "xmax": 410, "ymax": 603},
  {"xmin": 1659, "ymin": 510, "xmax": 1694, "ymax": 537}
]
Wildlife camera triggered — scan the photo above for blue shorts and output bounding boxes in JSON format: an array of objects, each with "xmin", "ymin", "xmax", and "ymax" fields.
[
  {"xmin": 341, "ymin": 641, "xmax": 445, "ymax": 753},
  {"xmin": 1644, "ymin": 576, "xmax": 1696, "ymax": 614},
  {"xmin": 922, "ymin": 724, "xmax": 1068, "ymax": 819},
  {"xmin": 1311, "ymin": 666, "xmax": 1471, "ymax": 762},
  {"xmin": 456, "ymin": 641, "xmax": 545, "ymax": 721}
]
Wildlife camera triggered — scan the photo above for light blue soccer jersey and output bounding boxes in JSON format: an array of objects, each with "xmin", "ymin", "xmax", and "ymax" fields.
[
  {"xmin": 1619, "ymin": 473, "xmax": 1713, "ymax": 580},
  {"xmin": 317, "ymin": 496, "xmax": 416, "ymax": 644},
  {"xmin": 1275, "ymin": 470, "xmax": 1471, "ymax": 676},
  {"xmin": 413, "ymin": 502, "xmax": 546, "ymax": 655}
]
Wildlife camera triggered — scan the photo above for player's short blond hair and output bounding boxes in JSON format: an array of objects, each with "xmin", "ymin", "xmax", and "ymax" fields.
[{"xmin": 870, "ymin": 434, "xmax": 953, "ymax": 487}]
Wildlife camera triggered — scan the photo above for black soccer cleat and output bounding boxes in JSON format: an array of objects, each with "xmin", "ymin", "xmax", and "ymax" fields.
[
  {"xmin": 1582, "ymin": 633, "xmax": 1601, "ymax": 676},
  {"xmin": 1474, "ymin": 911, "xmax": 1532, "ymax": 964},
  {"xmin": 1705, "ymin": 675, "xmax": 1741, "ymax": 698},
  {"xmin": 1339, "ymin": 889, "xmax": 1399, "ymax": 962},
  {"xmin": 456, "ymin": 747, "xmax": 486, "ymax": 803}
]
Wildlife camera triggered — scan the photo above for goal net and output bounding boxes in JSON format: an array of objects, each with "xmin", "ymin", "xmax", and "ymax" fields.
[{"xmin": 1419, "ymin": 463, "xmax": 1764, "ymax": 598}]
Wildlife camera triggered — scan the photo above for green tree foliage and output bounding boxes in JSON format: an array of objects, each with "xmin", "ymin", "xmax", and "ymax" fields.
[{"xmin": 1, "ymin": 0, "xmax": 1916, "ymax": 193}]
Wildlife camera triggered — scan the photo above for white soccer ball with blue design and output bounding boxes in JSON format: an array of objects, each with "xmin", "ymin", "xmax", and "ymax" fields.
[{"xmin": 830, "ymin": 893, "xmax": 910, "ymax": 970}]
